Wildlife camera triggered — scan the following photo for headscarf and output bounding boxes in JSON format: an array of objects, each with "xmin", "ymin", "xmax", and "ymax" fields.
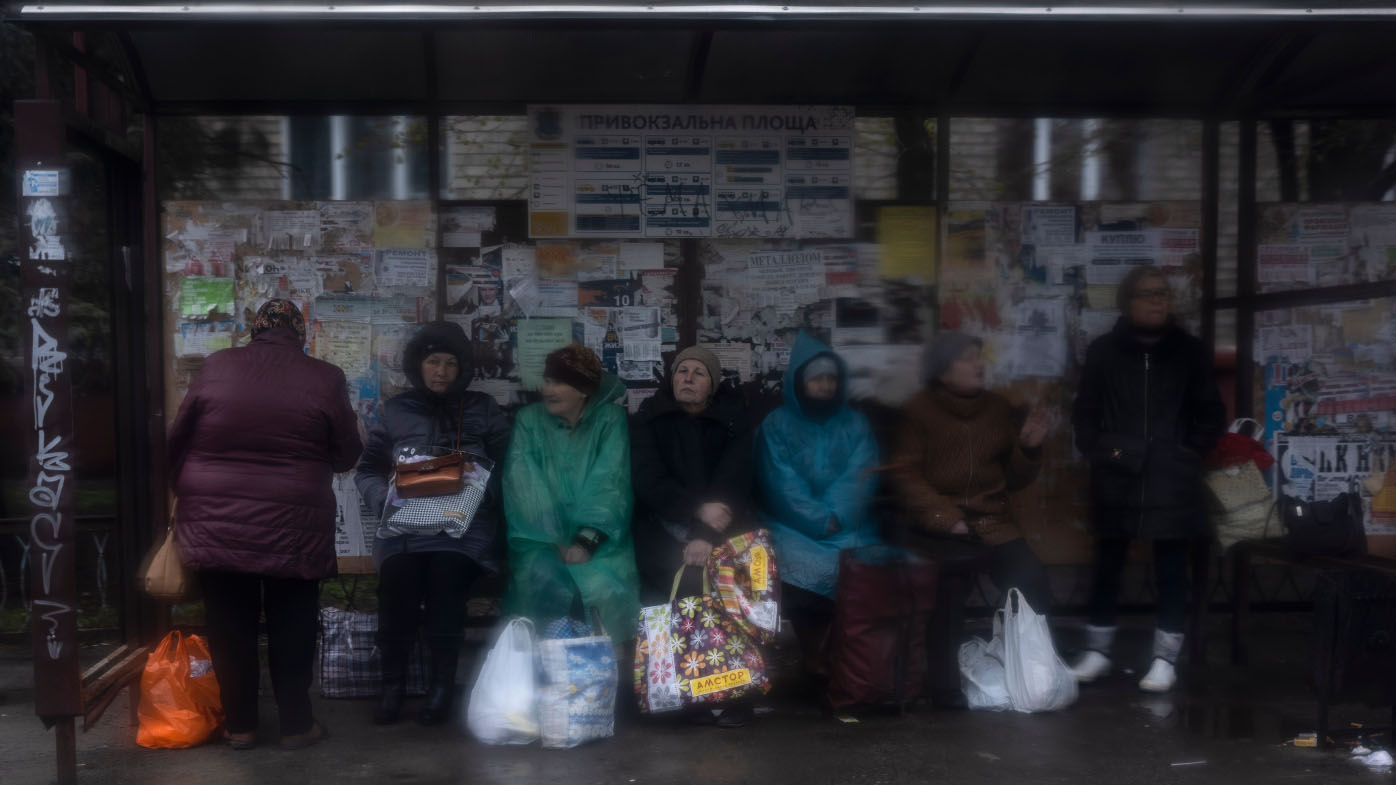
[{"xmin": 251, "ymin": 298, "xmax": 306, "ymax": 343}]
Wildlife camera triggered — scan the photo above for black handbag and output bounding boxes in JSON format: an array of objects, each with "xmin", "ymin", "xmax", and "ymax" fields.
[{"xmin": 1280, "ymin": 491, "xmax": 1367, "ymax": 558}]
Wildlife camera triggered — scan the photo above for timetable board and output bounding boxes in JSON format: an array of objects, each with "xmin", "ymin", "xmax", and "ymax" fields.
[{"xmin": 527, "ymin": 105, "xmax": 855, "ymax": 240}]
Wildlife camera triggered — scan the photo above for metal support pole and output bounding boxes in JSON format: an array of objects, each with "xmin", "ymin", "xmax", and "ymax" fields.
[{"xmin": 1235, "ymin": 117, "xmax": 1258, "ymax": 419}]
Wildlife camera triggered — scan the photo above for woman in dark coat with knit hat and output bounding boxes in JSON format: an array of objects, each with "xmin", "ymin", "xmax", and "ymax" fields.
[
  {"xmin": 889, "ymin": 331, "xmax": 1054, "ymax": 709},
  {"xmin": 167, "ymin": 299, "xmax": 362, "ymax": 750},
  {"xmin": 355, "ymin": 321, "xmax": 511, "ymax": 726},
  {"xmin": 629, "ymin": 345, "xmax": 756, "ymax": 727}
]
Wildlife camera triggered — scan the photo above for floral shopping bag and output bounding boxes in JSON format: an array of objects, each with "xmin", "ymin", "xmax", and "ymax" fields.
[
  {"xmin": 633, "ymin": 568, "xmax": 772, "ymax": 714},
  {"xmin": 707, "ymin": 528, "xmax": 781, "ymax": 644}
]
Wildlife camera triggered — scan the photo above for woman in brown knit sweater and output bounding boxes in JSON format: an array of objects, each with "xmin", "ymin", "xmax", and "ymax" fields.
[{"xmin": 890, "ymin": 331, "xmax": 1053, "ymax": 708}]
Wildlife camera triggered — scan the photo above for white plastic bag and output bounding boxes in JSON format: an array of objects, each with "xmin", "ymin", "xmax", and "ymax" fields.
[
  {"xmin": 958, "ymin": 612, "xmax": 1011, "ymax": 711},
  {"xmin": 466, "ymin": 618, "xmax": 540, "ymax": 745},
  {"xmin": 1000, "ymin": 588, "xmax": 1078, "ymax": 713}
]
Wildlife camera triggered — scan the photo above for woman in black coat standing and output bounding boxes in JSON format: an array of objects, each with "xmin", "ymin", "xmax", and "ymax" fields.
[
  {"xmin": 1070, "ymin": 266, "xmax": 1226, "ymax": 693},
  {"xmin": 630, "ymin": 346, "xmax": 756, "ymax": 727}
]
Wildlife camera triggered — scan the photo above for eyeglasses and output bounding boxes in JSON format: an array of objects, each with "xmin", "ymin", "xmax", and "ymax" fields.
[{"xmin": 1132, "ymin": 288, "xmax": 1171, "ymax": 302}]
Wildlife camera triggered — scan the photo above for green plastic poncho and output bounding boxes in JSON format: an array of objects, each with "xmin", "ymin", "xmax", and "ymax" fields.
[{"xmin": 503, "ymin": 373, "xmax": 641, "ymax": 638}]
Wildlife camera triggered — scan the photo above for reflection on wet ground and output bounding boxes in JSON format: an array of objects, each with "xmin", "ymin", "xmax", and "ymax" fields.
[{"xmin": 2, "ymin": 613, "xmax": 1393, "ymax": 784}]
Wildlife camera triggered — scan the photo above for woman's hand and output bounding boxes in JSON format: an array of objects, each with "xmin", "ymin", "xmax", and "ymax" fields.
[
  {"xmin": 950, "ymin": 520, "xmax": 970, "ymax": 535},
  {"xmin": 562, "ymin": 545, "xmax": 592, "ymax": 565},
  {"xmin": 683, "ymin": 539, "xmax": 715, "ymax": 566},
  {"xmin": 1019, "ymin": 407, "xmax": 1051, "ymax": 449},
  {"xmin": 697, "ymin": 502, "xmax": 733, "ymax": 533}
]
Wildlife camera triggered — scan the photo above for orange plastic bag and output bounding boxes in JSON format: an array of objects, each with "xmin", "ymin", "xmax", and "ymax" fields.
[{"xmin": 136, "ymin": 631, "xmax": 224, "ymax": 749}]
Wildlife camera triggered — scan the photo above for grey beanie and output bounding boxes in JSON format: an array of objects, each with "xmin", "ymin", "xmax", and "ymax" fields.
[
  {"xmin": 671, "ymin": 346, "xmax": 722, "ymax": 394},
  {"xmin": 923, "ymin": 331, "xmax": 983, "ymax": 383}
]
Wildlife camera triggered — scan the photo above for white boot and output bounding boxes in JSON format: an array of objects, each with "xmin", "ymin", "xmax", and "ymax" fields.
[
  {"xmin": 1138, "ymin": 630, "xmax": 1184, "ymax": 693},
  {"xmin": 1138, "ymin": 658, "xmax": 1176, "ymax": 693},
  {"xmin": 1070, "ymin": 624, "xmax": 1116, "ymax": 683}
]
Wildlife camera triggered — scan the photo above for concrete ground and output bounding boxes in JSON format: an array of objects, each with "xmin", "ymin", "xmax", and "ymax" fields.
[{"xmin": 2, "ymin": 614, "xmax": 1393, "ymax": 785}]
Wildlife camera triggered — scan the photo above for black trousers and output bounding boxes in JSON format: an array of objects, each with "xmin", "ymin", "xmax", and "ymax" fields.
[
  {"xmin": 928, "ymin": 539, "xmax": 1053, "ymax": 692},
  {"xmin": 199, "ymin": 571, "xmax": 320, "ymax": 736},
  {"xmin": 376, "ymin": 551, "xmax": 481, "ymax": 657},
  {"xmin": 1087, "ymin": 537, "xmax": 1189, "ymax": 634}
]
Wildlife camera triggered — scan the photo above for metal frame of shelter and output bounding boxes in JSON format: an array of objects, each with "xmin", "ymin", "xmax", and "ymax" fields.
[{"xmin": 10, "ymin": 3, "xmax": 1396, "ymax": 782}]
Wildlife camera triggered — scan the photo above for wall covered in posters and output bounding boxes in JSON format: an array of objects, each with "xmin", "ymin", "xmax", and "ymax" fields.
[
  {"xmin": 526, "ymin": 105, "xmax": 855, "ymax": 240},
  {"xmin": 161, "ymin": 200, "xmax": 684, "ymax": 564},
  {"xmin": 697, "ymin": 200, "xmax": 1203, "ymax": 563},
  {"xmin": 163, "ymin": 195, "xmax": 1214, "ymax": 565},
  {"xmin": 1253, "ymin": 202, "xmax": 1396, "ymax": 536}
]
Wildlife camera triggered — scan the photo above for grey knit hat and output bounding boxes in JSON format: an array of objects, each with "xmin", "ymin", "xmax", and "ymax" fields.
[
  {"xmin": 671, "ymin": 346, "xmax": 722, "ymax": 394},
  {"xmin": 923, "ymin": 331, "xmax": 983, "ymax": 383}
]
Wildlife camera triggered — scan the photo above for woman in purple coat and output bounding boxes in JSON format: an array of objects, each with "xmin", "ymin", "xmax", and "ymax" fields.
[{"xmin": 167, "ymin": 299, "xmax": 363, "ymax": 750}]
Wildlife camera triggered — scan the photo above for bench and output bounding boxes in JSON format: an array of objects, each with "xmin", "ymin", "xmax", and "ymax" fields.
[{"xmin": 1228, "ymin": 539, "xmax": 1396, "ymax": 748}]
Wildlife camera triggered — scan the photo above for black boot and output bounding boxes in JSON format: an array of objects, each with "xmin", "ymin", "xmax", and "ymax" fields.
[
  {"xmin": 417, "ymin": 647, "xmax": 459, "ymax": 726},
  {"xmin": 374, "ymin": 643, "xmax": 408, "ymax": 725}
]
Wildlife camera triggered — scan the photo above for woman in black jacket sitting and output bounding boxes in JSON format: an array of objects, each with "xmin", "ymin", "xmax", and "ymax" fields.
[{"xmin": 630, "ymin": 346, "xmax": 756, "ymax": 727}]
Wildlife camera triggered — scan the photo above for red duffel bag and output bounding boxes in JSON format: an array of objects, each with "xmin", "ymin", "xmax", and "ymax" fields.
[{"xmin": 827, "ymin": 545, "xmax": 938, "ymax": 710}]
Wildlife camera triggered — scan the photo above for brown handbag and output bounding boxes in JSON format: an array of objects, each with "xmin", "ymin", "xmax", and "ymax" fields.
[
  {"xmin": 394, "ymin": 401, "xmax": 470, "ymax": 499},
  {"xmin": 140, "ymin": 500, "xmax": 195, "ymax": 603}
]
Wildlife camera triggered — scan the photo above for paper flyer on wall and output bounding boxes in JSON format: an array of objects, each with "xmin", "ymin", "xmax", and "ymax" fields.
[
  {"xmin": 516, "ymin": 318, "xmax": 575, "ymax": 390},
  {"xmin": 697, "ymin": 341, "xmax": 754, "ymax": 383},
  {"xmin": 259, "ymin": 209, "xmax": 321, "ymax": 251},
  {"xmin": 748, "ymin": 249, "xmax": 822, "ymax": 312},
  {"xmin": 373, "ymin": 201, "xmax": 436, "ymax": 248},
  {"xmin": 875, "ymin": 206, "xmax": 937, "ymax": 282},
  {"xmin": 376, "ymin": 248, "xmax": 435, "ymax": 289},
  {"xmin": 318, "ymin": 202, "xmax": 375, "ymax": 252},
  {"xmin": 313, "ymin": 320, "xmax": 374, "ymax": 378},
  {"xmin": 179, "ymin": 276, "xmax": 236, "ymax": 318},
  {"xmin": 620, "ymin": 242, "xmax": 665, "ymax": 270},
  {"xmin": 177, "ymin": 320, "xmax": 236, "ymax": 356},
  {"xmin": 316, "ymin": 253, "xmax": 374, "ymax": 295},
  {"xmin": 1010, "ymin": 297, "xmax": 1069, "ymax": 378},
  {"xmin": 1021, "ymin": 205, "xmax": 1078, "ymax": 247},
  {"xmin": 441, "ymin": 206, "xmax": 495, "ymax": 247}
]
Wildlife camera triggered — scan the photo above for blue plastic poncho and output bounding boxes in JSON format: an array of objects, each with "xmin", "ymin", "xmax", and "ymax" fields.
[
  {"xmin": 502, "ymin": 373, "xmax": 641, "ymax": 638},
  {"xmin": 755, "ymin": 333, "xmax": 880, "ymax": 598}
]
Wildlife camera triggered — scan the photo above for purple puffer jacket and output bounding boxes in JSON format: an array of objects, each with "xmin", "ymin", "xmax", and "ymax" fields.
[{"xmin": 167, "ymin": 327, "xmax": 363, "ymax": 579}]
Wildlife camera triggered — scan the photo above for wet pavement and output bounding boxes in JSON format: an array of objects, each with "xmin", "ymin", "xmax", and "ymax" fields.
[{"xmin": 3, "ymin": 614, "xmax": 1393, "ymax": 785}]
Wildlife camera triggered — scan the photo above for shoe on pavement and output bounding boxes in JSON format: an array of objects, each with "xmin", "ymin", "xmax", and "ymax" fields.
[
  {"xmin": 1070, "ymin": 650, "xmax": 1112, "ymax": 683},
  {"xmin": 1138, "ymin": 658, "xmax": 1177, "ymax": 693}
]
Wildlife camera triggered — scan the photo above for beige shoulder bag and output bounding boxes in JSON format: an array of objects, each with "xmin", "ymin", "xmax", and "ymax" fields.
[{"xmin": 140, "ymin": 499, "xmax": 195, "ymax": 603}]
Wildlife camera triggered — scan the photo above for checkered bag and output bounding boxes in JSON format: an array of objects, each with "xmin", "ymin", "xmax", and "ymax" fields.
[
  {"xmin": 382, "ymin": 456, "xmax": 492, "ymax": 538},
  {"xmin": 318, "ymin": 608, "xmax": 429, "ymax": 699}
]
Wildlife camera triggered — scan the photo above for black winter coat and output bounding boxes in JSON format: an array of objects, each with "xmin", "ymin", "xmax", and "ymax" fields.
[
  {"xmin": 1073, "ymin": 319, "xmax": 1227, "ymax": 540},
  {"xmin": 630, "ymin": 384, "xmax": 754, "ymax": 592},
  {"xmin": 355, "ymin": 324, "xmax": 511, "ymax": 570}
]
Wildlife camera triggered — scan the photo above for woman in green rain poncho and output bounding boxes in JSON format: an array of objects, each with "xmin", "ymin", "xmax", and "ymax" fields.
[{"xmin": 503, "ymin": 344, "xmax": 641, "ymax": 639}]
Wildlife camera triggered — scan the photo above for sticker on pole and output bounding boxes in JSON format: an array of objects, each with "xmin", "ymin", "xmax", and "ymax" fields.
[{"xmin": 22, "ymin": 169, "xmax": 69, "ymax": 197}]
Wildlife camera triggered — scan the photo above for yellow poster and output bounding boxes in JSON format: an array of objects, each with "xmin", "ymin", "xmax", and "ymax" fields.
[{"xmin": 876, "ymin": 206, "xmax": 937, "ymax": 282}]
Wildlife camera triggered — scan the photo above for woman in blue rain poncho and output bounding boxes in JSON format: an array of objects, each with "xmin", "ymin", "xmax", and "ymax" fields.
[
  {"xmin": 503, "ymin": 345, "xmax": 641, "ymax": 640},
  {"xmin": 756, "ymin": 332, "xmax": 879, "ymax": 678}
]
